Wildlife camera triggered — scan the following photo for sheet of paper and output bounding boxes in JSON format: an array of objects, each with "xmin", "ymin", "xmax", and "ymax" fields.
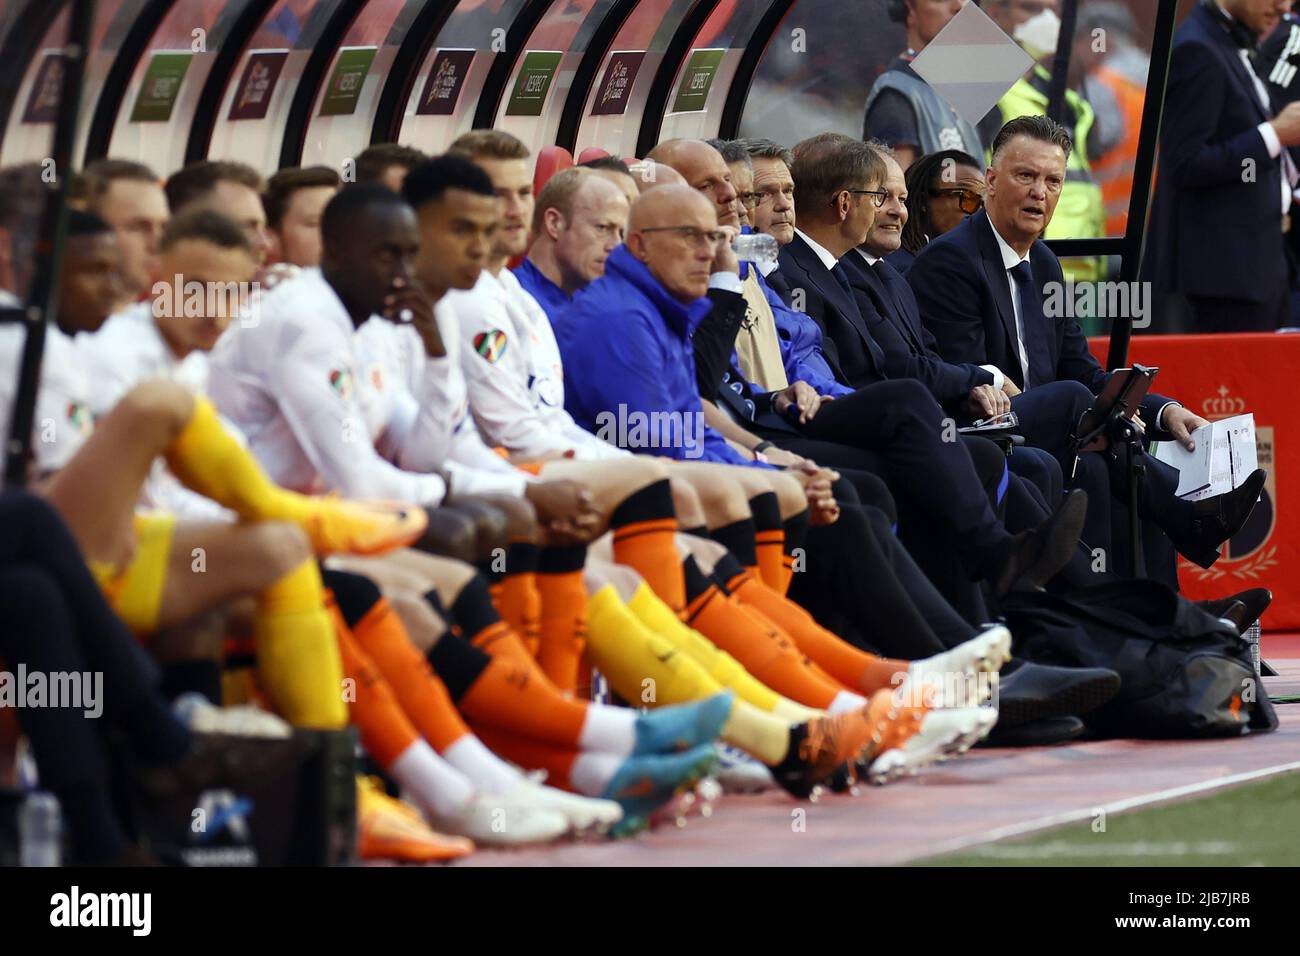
[
  {"xmin": 1152, "ymin": 425, "xmax": 1213, "ymax": 497},
  {"xmin": 1153, "ymin": 414, "xmax": 1256, "ymax": 501},
  {"xmin": 1195, "ymin": 414, "xmax": 1257, "ymax": 502}
]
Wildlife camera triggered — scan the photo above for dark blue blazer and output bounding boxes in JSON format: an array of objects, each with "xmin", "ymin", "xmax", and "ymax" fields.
[
  {"xmin": 1142, "ymin": 2, "xmax": 1287, "ymax": 303},
  {"xmin": 885, "ymin": 247, "xmax": 916, "ymax": 276},
  {"xmin": 838, "ymin": 251, "xmax": 992, "ymax": 410},
  {"xmin": 908, "ymin": 208, "xmax": 1174, "ymax": 433},
  {"xmin": 775, "ymin": 232, "xmax": 886, "ymax": 389}
]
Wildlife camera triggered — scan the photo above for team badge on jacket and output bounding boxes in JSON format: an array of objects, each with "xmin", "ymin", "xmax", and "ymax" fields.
[
  {"xmin": 473, "ymin": 330, "xmax": 508, "ymax": 363},
  {"xmin": 328, "ymin": 367, "xmax": 354, "ymax": 400}
]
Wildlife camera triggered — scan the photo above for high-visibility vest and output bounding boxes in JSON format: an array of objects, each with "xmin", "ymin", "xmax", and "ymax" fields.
[
  {"xmin": 993, "ymin": 65, "xmax": 1106, "ymax": 283},
  {"xmin": 1088, "ymin": 65, "xmax": 1144, "ymax": 237}
]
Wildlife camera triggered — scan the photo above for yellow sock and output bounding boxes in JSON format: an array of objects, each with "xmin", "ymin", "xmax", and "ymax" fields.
[
  {"xmin": 587, "ymin": 585, "xmax": 793, "ymax": 766},
  {"xmin": 254, "ymin": 559, "xmax": 347, "ymax": 729},
  {"xmin": 586, "ymin": 585, "xmax": 724, "ymax": 705},
  {"xmin": 720, "ymin": 700, "xmax": 796, "ymax": 766},
  {"xmin": 626, "ymin": 581, "xmax": 818, "ymax": 721},
  {"xmin": 165, "ymin": 397, "xmax": 309, "ymax": 523}
]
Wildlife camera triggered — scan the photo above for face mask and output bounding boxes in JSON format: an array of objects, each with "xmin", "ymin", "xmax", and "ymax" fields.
[{"xmin": 1013, "ymin": 8, "xmax": 1061, "ymax": 59}]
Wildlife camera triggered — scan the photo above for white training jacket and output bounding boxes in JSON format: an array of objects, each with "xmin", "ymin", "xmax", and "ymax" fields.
[
  {"xmin": 0, "ymin": 319, "xmax": 94, "ymax": 476},
  {"xmin": 447, "ymin": 267, "xmax": 627, "ymax": 461},
  {"xmin": 207, "ymin": 267, "xmax": 452, "ymax": 503},
  {"xmin": 351, "ymin": 301, "xmax": 531, "ymax": 498}
]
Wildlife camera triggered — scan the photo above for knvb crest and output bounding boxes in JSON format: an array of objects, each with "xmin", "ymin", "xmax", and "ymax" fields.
[{"xmin": 1186, "ymin": 386, "xmax": 1277, "ymax": 582}]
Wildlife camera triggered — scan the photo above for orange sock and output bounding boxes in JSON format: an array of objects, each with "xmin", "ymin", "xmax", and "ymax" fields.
[
  {"xmin": 447, "ymin": 632, "xmax": 592, "ymax": 749},
  {"xmin": 535, "ymin": 545, "xmax": 589, "ymax": 694},
  {"xmin": 726, "ymin": 569, "xmax": 907, "ymax": 694},
  {"xmin": 610, "ymin": 480, "xmax": 684, "ymax": 613},
  {"xmin": 472, "ymin": 724, "xmax": 579, "ymax": 791},
  {"xmin": 747, "ymin": 491, "xmax": 788, "ymax": 592},
  {"xmin": 683, "ymin": 584, "xmax": 848, "ymax": 709},
  {"xmin": 755, "ymin": 528, "xmax": 786, "ymax": 592},
  {"xmin": 328, "ymin": 603, "xmax": 420, "ymax": 766},
  {"xmin": 349, "ymin": 597, "xmax": 473, "ymax": 752},
  {"xmin": 491, "ymin": 543, "xmax": 542, "ymax": 657}
]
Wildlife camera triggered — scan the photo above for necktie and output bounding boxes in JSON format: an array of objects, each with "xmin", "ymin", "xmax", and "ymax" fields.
[
  {"xmin": 1009, "ymin": 261, "xmax": 1041, "ymax": 388},
  {"xmin": 830, "ymin": 262, "xmax": 857, "ymax": 299}
]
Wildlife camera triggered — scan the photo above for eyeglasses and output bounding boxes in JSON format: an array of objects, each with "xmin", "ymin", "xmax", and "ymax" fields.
[
  {"xmin": 638, "ymin": 226, "xmax": 729, "ymax": 248},
  {"xmin": 736, "ymin": 192, "xmax": 760, "ymax": 209},
  {"xmin": 929, "ymin": 188, "xmax": 984, "ymax": 214},
  {"xmin": 844, "ymin": 189, "xmax": 888, "ymax": 208}
]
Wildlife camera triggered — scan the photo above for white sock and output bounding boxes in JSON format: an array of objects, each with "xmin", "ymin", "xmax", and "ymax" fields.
[
  {"xmin": 827, "ymin": 690, "xmax": 868, "ymax": 715},
  {"xmin": 569, "ymin": 752, "xmax": 622, "ymax": 796},
  {"xmin": 442, "ymin": 735, "xmax": 525, "ymax": 795},
  {"xmin": 576, "ymin": 703, "xmax": 637, "ymax": 755},
  {"xmin": 388, "ymin": 740, "xmax": 475, "ymax": 818}
]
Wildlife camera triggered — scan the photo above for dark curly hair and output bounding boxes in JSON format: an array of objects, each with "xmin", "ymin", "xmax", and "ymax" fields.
[{"xmin": 900, "ymin": 149, "xmax": 982, "ymax": 255}]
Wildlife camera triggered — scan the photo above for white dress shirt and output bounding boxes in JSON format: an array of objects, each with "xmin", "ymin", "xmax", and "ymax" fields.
[
  {"xmin": 1219, "ymin": 1, "xmax": 1298, "ymax": 212},
  {"xmin": 794, "ymin": 228, "xmax": 841, "ymax": 272}
]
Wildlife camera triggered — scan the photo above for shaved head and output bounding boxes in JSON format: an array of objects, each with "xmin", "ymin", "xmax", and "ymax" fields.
[
  {"xmin": 647, "ymin": 139, "xmax": 739, "ymax": 227},
  {"xmin": 628, "ymin": 184, "xmax": 713, "ymax": 231},
  {"xmin": 627, "ymin": 185, "xmax": 721, "ymax": 301},
  {"xmin": 627, "ymin": 159, "xmax": 685, "ymax": 194}
]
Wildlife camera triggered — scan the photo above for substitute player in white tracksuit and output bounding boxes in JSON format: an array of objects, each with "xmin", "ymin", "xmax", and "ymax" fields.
[
  {"xmin": 209, "ymin": 267, "xmax": 481, "ymax": 505},
  {"xmin": 447, "ymin": 268, "xmax": 627, "ymax": 462}
]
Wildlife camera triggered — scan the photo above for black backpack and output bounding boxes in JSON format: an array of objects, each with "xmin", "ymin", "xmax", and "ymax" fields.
[{"xmin": 999, "ymin": 580, "xmax": 1279, "ymax": 739}]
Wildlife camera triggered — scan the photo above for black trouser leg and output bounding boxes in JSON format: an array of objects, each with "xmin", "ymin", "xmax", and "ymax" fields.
[
  {"xmin": 791, "ymin": 475, "xmax": 947, "ymax": 658},
  {"xmin": 0, "ymin": 492, "xmax": 188, "ymax": 761},
  {"xmin": 799, "ymin": 380, "xmax": 1014, "ymax": 576},
  {"xmin": 0, "ymin": 566, "xmax": 129, "ymax": 863}
]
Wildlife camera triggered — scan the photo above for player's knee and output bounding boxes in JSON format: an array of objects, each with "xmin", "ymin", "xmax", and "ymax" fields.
[
  {"xmin": 415, "ymin": 508, "xmax": 479, "ymax": 564},
  {"xmin": 118, "ymin": 378, "xmax": 195, "ymax": 436},
  {"xmin": 767, "ymin": 471, "xmax": 807, "ymax": 518},
  {"xmin": 444, "ymin": 500, "xmax": 511, "ymax": 557},
  {"xmin": 669, "ymin": 476, "xmax": 705, "ymax": 527},
  {"xmin": 484, "ymin": 495, "xmax": 539, "ymax": 541},
  {"xmin": 620, "ymin": 455, "xmax": 671, "ymax": 489},
  {"xmin": 693, "ymin": 474, "xmax": 750, "ymax": 524},
  {"xmin": 247, "ymin": 521, "xmax": 313, "ymax": 581}
]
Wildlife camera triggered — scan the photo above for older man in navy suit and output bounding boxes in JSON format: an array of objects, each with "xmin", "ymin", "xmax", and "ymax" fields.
[
  {"xmin": 909, "ymin": 115, "xmax": 1267, "ymax": 577},
  {"xmin": 1145, "ymin": 0, "xmax": 1300, "ymax": 332}
]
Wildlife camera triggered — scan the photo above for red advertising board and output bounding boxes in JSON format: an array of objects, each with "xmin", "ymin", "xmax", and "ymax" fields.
[{"xmin": 1089, "ymin": 334, "xmax": 1298, "ymax": 629}]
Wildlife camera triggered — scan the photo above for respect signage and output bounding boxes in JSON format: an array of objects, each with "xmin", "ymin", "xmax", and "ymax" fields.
[
  {"xmin": 130, "ymin": 52, "xmax": 193, "ymax": 123},
  {"xmin": 505, "ymin": 50, "xmax": 562, "ymax": 117},
  {"xmin": 318, "ymin": 47, "xmax": 377, "ymax": 117}
]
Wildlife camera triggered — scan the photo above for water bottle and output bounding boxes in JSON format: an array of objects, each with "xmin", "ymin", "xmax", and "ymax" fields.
[
  {"xmin": 732, "ymin": 232, "xmax": 780, "ymax": 273},
  {"xmin": 19, "ymin": 791, "xmax": 61, "ymax": 867},
  {"xmin": 1245, "ymin": 620, "xmax": 1262, "ymax": 676}
]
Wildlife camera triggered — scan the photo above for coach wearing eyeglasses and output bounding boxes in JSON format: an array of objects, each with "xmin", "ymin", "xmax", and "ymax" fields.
[{"xmin": 775, "ymin": 133, "xmax": 896, "ymax": 390}]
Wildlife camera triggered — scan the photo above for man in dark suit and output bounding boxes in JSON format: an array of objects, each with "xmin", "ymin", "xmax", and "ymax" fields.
[
  {"xmin": 839, "ymin": 146, "xmax": 1070, "ymax": 517},
  {"xmin": 909, "ymin": 115, "xmax": 1267, "ymax": 575},
  {"xmin": 1144, "ymin": 0, "xmax": 1300, "ymax": 332}
]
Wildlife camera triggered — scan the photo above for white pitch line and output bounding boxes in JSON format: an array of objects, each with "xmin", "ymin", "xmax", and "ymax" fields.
[
  {"xmin": 960, "ymin": 840, "xmax": 1241, "ymax": 860},
  {"xmin": 915, "ymin": 758, "xmax": 1300, "ymax": 862}
]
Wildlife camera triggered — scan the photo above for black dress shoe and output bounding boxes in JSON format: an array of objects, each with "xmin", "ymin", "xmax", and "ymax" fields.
[
  {"xmin": 1196, "ymin": 587, "xmax": 1272, "ymax": 632},
  {"xmin": 997, "ymin": 661, "xmax": 1121, "ymax": 728},
  {"xmin": 994, "ymin": 489, "xmax": 1089, "ymax": 597},
  {"xmin": 979, "ymin": 716, "xmax": 1085, "ymax": 747},
  {"xmin": 1176, "ymin": 469, "xmax": 1267, "ymax": 569}
]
